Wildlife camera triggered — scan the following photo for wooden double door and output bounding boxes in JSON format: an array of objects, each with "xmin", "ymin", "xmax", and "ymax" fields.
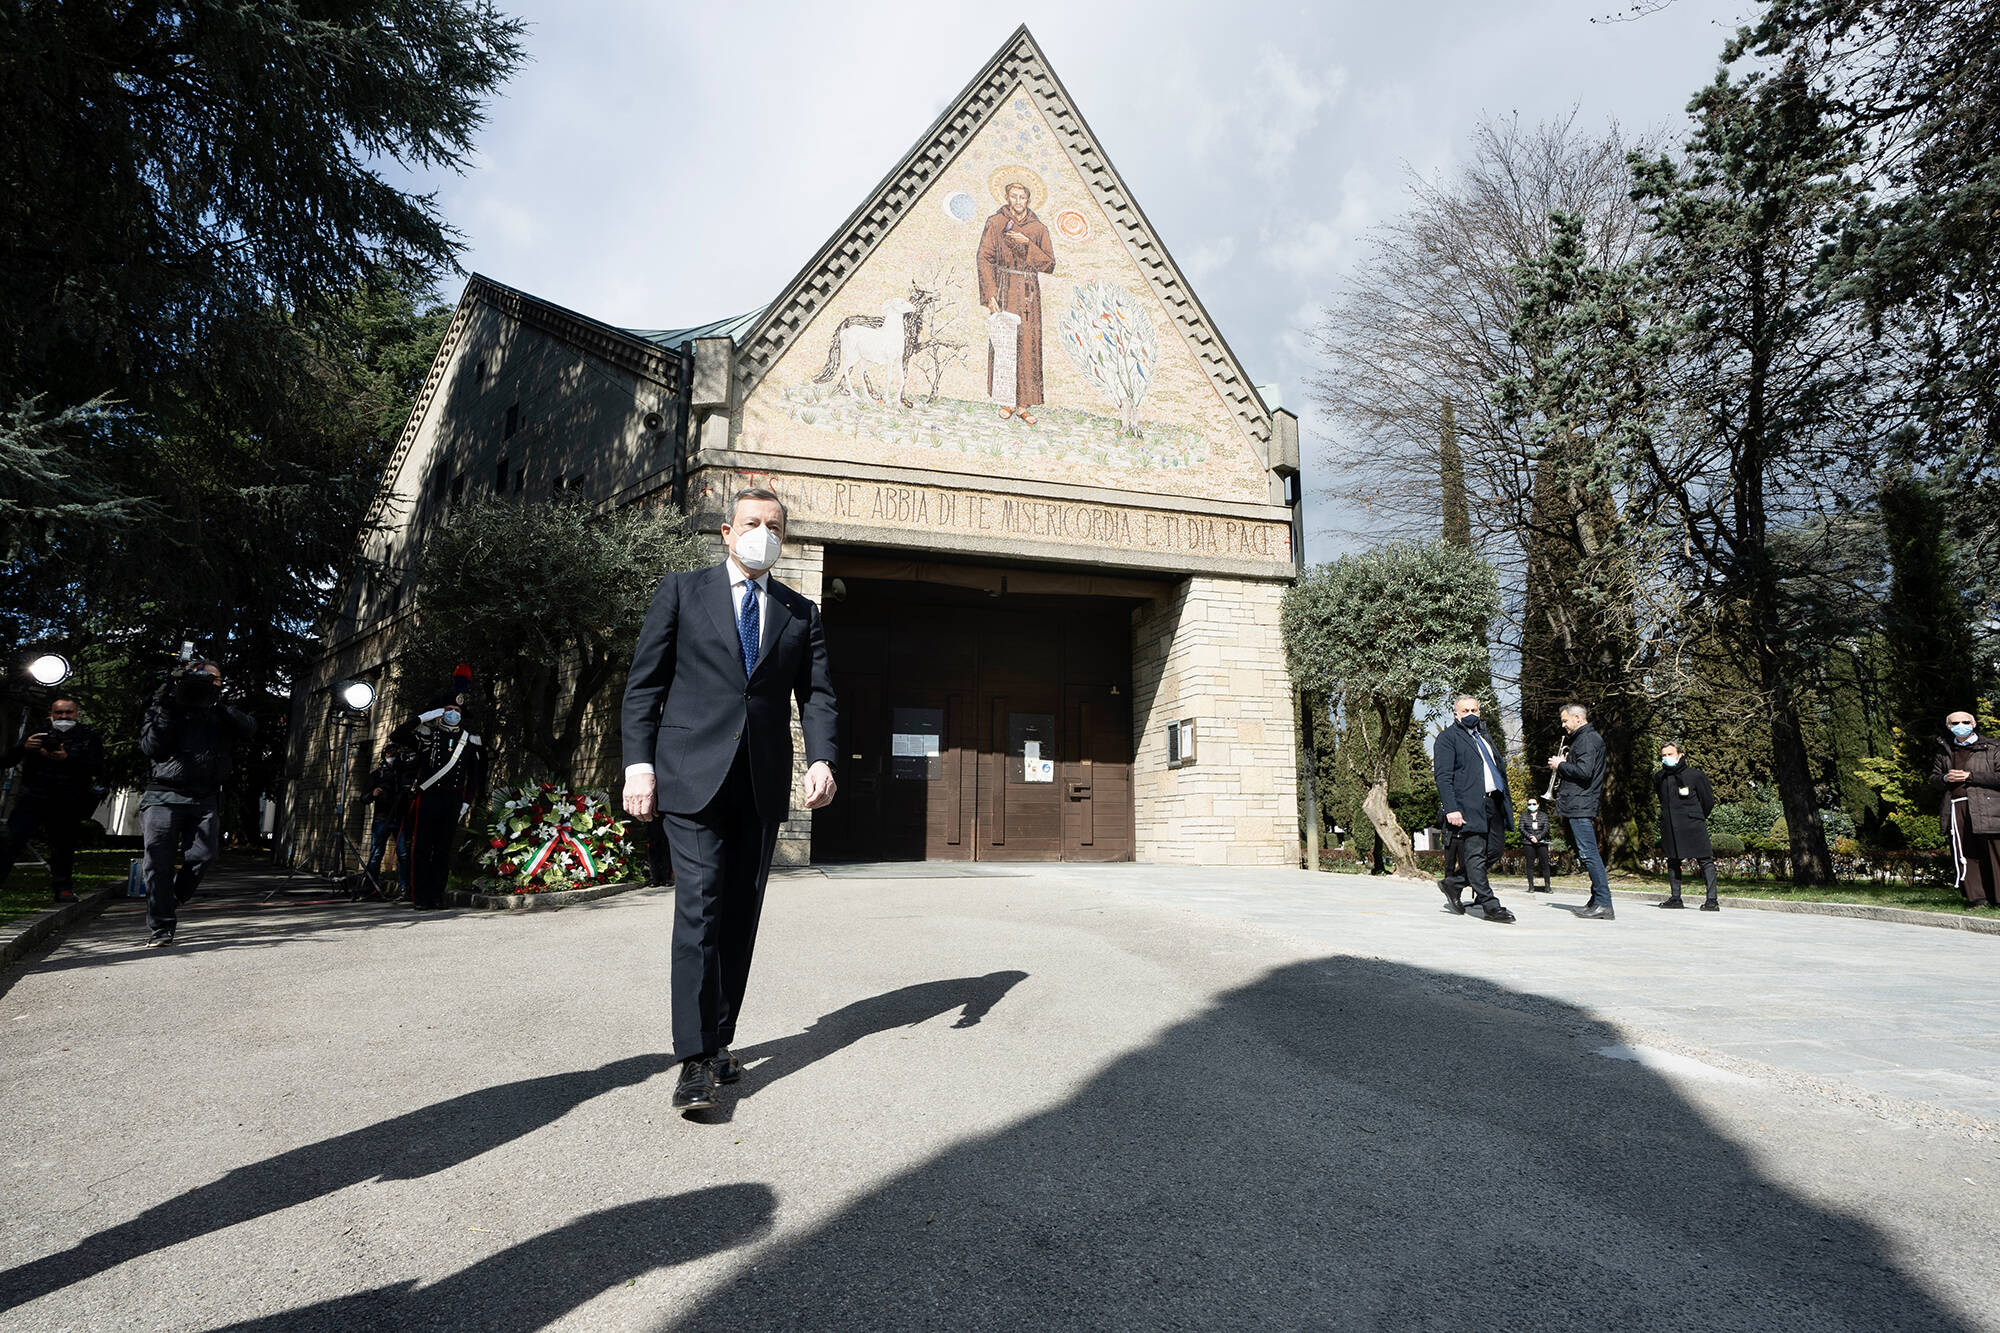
[{"xmin": 814, "ymin": 582, "xmax": 1135, "ymax": 863}]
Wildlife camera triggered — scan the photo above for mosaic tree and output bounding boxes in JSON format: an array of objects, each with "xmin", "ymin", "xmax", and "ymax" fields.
[{"xmin": 1058, "ymin": 281, "xmax": 1158, "ymax": 433}]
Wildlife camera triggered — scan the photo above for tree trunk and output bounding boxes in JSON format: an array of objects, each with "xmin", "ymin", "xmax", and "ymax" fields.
[
  {"xmin": 1762, "ymin": 648, "xmax": 1835, "ymax": 884},
  {"xmin": 1360, "ymin": 780, "xmax": 1421, "ymax": 878}
]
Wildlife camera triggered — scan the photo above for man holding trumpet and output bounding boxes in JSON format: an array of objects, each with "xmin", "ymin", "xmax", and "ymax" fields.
[{"xmin": 1547, "ymin": 703, "xmax": 1613, "ymax": 919}]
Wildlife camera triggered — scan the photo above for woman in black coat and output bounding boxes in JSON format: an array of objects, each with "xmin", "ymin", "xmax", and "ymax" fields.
[{"xmin": 1655, "ymin": 742, "xmax": 1719, "ymax": 910}]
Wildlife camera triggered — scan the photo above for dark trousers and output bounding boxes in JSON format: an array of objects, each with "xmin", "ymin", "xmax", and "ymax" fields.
[
  {"xmin": 661, "ymin": 745, "xmax": 779, "ymax": 1063},
  {"xmin": 1566, "ymin": 816, "xmax": 1612, "ymax": 908},
  {"xmin": 0, "ymin": 796, "xmax": 83, "ymax": 894},
  {"xmin": 141, "ymin": 797, "xmax": 220, "ymax": 936},
  {"xmin": 365, "ymin": 816, "xmax": 408, "ymax": 896},
  {"xmin": 1439, "ymin": 827, "xmax": 1465, "ymax": 893},
  {"xmin": 1945, "ymin": 799, "xmax": 1999, "ymax": 906},
  {"xmin": 406, "ymin": 789, "xmax": 462, "ymax": 909},
  {"xmin": 1445, "ymin": 795, "xmax": 1505, "ymax": 907},
  {"xmin": 1667, "ymin": 857, "xmax": 1719, "ymax": 903},
  {"xmin": 1522, "ymin": 839, "xmax": 1552, "ymax": 890}
]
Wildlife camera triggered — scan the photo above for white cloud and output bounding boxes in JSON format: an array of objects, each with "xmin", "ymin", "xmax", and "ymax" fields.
[
  {"xmin": 1246, "ymin": 51, "xmax": 1348, "ymax": 179},
  {"xmin": 1180, "ymin": 234, "xmax": 1238, "ymax": 283}
]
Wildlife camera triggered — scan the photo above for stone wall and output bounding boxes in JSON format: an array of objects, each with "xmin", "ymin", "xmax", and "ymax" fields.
[{"xmin": 1130, "ymin": 577, "xmax": 1301, "ymax": 866}]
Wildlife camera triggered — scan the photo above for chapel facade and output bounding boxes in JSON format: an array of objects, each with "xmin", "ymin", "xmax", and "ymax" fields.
[{"xmin": 283, "ymin": 27, "xmax": 1305, "ymax": 871}]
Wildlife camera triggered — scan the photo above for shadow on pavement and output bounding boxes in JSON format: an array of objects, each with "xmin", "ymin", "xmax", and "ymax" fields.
[
  {"xmin": 673, "ymin": 957, "xmax": 1971, "ymax": 1331},
  {"xmin": 201, "ymin": 1186, "xmax": 776, "ymax": 1332},
  {"xmin": 0, "ymin": 863, "xmax": 461, "ymax": 998},
  {"xmin": 0, "ymin": 1055, "xmax": 673, "ymax": 1314},
  {"xmin": 684, "ymin": 970, "xmax": 1030, "ymax": 1126},
  {"xmin": 729, "ymin": 969, "xmax": 1028, "ymax": 1103}
]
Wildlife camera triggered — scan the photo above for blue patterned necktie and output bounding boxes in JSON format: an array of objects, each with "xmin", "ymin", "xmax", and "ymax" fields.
[{"xmin": 737, "ymin": 579, "xmax": 760, "ymax": 677}]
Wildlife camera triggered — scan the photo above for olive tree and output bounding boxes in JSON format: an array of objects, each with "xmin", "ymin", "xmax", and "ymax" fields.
[
  {"xmin": 395, "ymin": 499, "xmax": 709, "ymax": 782},
  {"xmin": 1282, "ymin": 540, "xmax": 1499, "ymax": 878}
]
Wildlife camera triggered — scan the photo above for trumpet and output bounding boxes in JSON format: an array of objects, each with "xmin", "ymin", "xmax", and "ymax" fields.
[{"xmin": 1543, "ymin": 736, "xmax": 1569, "ymax": 801}]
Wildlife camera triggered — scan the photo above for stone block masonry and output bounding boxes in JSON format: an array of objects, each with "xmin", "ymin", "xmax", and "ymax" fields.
[{"xmin": 1131, "ymin": 578, "xmax": 1300, "ymax": 866}]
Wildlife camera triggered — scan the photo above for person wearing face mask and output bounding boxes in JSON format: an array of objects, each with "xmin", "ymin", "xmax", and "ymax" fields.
[
  {"xmin": 0, "ymin": 695, "xmax": 106, "ymax": 903},
  {"xmin": 389, "ymin": 665, "xmax": 487, "ymax": 912},
  {"xmin": 1430, "ymin": 695, "xmax": 1517, "ymax": 923},
  {"xmin": 622, "ymin": 486, "xmax": 840, "ymax": 1112},
  {"xmin": 138, "ymin": 660, "xmax": 256, "ymax": 946},
  {"xmin": 1653, "ymin": 742, "xmax": 1719, "ymax": 911},
  {"xmin": 1519, "ymin": 797, "xmax": 1554, "ymax": 892},
  {"xmin": 1930, "ymin": 709, "xmax": 2000, "ymax": 909},
  {"xmin": 1547, "ymin": 703, "xmax": 1613, "ymax": 919}
]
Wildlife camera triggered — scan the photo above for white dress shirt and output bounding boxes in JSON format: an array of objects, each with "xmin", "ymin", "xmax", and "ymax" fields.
[
  {"xmin": 1472, "ymin": 729, "xmax": 1503, "ymax": 794},
  {"xmin": 625, "ymin": 562, "xmax": 770, "ymax": 781}
]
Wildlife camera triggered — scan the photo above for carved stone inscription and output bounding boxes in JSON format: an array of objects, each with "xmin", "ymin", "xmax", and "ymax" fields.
[{"xmin": 696, "ymin": 470, "xmax": 1291, "ymax": 563}]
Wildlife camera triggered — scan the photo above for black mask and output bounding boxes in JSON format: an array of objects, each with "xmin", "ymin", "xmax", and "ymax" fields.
[
  {"xmin": 1458, "ymin": 714, "xmax": 1482, "ymax": 731},
  {"xmin": 174, "ymin": 673, "xmax": 219, "ymax": 706}
]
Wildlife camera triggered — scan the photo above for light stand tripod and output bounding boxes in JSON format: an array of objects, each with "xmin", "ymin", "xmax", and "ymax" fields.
[{"xmin": 266, "ymin": 680, "xmax": 378, "ymax": 901}]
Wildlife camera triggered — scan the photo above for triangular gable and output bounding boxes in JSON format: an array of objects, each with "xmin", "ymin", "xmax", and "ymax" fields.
[{"xmin": 732, "ymin": 26, "xmax": 1277, "ymax": 479}]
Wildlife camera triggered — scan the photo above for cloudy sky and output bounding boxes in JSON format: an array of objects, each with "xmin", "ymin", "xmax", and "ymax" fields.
[{"xmin": 403, "ymin": 0, "xmax": 1749, "ymax": 560}]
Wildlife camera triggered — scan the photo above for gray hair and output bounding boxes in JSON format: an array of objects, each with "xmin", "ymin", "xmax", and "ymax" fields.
[
  {"xmin": 1560, "ymin": 703, "xmax": 1589, "ymax": 721},
  {"xmin": 730, "ymin": 486, "xmax": 788, "ymax": 525}
]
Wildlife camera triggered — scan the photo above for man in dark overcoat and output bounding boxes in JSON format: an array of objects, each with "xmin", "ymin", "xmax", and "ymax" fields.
[
  {"xmin": 1653, "ymin": 742, "xmax": 1719, "ymax": 910},
  {"xmin": 1432, "ymin": 695, "xmax": 1516, "ymax": 923},
  {"xmin": 1931, "ymin": 709, "xmax": 2000, "ymax": 909}
]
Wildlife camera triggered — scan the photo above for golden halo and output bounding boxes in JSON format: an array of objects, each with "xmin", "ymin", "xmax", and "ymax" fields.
[{"xmin": 988, "ymin": 165, "xmax": 1046, "ymax": 209}]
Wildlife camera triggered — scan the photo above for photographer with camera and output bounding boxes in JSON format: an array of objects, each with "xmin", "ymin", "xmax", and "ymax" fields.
[
  {"xmin": 0, "ymin": 695, "xmax": 106, "ymax": 903},
  {"xmin": 362, "ymin": 742, "xmax": 414, "ymax": 901},
  {"xmin": 138, "ymin": 659, "xmax": 255, "ymax": 947}
]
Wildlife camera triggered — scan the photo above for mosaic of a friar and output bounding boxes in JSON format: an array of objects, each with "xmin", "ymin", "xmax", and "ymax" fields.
[{"xmin": 976, "ymin": 166, "xmax": 1056, "ymax": 425}]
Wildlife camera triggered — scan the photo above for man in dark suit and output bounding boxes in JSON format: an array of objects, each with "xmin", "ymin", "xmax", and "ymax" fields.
[
  {"xmin": 1547, "ymin": 703, "xmax": 1613, "ymax": 919},
  {"xmin": 622, "ymin": 487, "xmax": 838, "ymax": 1113},
  {"xmin": 1432, "ymin": 695, "xmax": 1517, "ymax": 923}
]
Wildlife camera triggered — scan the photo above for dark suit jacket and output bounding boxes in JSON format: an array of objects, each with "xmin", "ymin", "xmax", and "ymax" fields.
[
  {"xmin": 1433, "ymin": 722, "xmax": 1514, "ymax": 835},
  {"xmin": 621, "ymin": 563, "xmax": 838, "ymax": 821}
]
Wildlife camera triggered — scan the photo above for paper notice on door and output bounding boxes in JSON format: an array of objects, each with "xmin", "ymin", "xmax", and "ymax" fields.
[
  {"xmin": 1024, "ymin": 741, "xmax": 1040, "ymax": 761},
  {"xmin": 1025, "ymin": 758, "xmax": 1054, "ymax": 783}
]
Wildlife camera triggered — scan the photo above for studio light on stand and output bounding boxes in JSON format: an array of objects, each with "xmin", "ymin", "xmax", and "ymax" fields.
[
  {"xmin": 27, "ymin": 654, "xmax": 71, "ymax": 687},
  {"xmin": 324, "ymin": 679, "xmax": 376, "ymax": 893},
  {"xmin": 3, "ymin": 651, "xmax": 77, "ymax": 843}
]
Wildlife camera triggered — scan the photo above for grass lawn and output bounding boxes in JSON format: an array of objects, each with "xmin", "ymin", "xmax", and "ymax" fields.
[
  {"xmin": 1602, "ymin": 871, "xmax": 1979, "ymax": 915},
  {"xmin": 1318, "ymin": 853, "xmax": 1982, "ymax": 916},
  {"xmin": 0, "ymin": 847, "xmax": 136, "ymax": 927}
]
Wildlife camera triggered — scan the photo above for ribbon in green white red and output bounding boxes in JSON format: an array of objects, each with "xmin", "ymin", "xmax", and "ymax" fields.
[{"xmin": 524, "ymin": 829, "xmax": 599, "ymax": 879}]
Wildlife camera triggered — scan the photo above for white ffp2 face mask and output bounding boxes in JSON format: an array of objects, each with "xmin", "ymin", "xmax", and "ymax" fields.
[
  {"xmin": 734, "ymin": 525, "xmax": 781, "ymax": 573},
  {"xmin": 50, "ymin": 719, "xmax": 77, "ymax": 731}
]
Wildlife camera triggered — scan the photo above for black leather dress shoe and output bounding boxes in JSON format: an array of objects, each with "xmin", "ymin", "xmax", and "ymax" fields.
[
  {"xmin": 1578, "ymin": 903, "xmax": 1616, "ymax": 920},
  {"xmin": 1479, "ymin": 903, "xmax": 1516, "ymax": 923},
  {"xmin": 1699, "ymin": 899, "xmax": 1721, "ymax": 911},
  {"xmin": 1439, "ymin": 883, "xmax": 1466, "ymax": 915},
  {"xmin": 1657, "ymin": 897, "xmax": 1685, "ymax": 909},
  {"xmin": 712, "ymin": 1047, "xmax": 743, "ymax": 1084},
  {"xmin": 671, "ymin": 1059, "xmax": 716, "ymax": 1112}
]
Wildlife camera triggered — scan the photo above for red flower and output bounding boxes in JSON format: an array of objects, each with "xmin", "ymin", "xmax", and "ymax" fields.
[
  {"xmin": 573, "ymin": 796, "xmax": 588, "ymax": 811},
  {"xmin": 539, "ymin": 782, "xmax": 554, "ymax": 792},
  {"xmin": 500, "ymin": 862, "xmax": 516, "ymax": 875},
  {"xmin": 489, "ymin": 837, "xmax": 506, "ymax": 849}
]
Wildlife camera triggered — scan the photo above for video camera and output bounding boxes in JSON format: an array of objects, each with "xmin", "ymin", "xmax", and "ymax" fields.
[{"xmin": 153, "ymin": 645, "xmax": 223, "ymax": 708}]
